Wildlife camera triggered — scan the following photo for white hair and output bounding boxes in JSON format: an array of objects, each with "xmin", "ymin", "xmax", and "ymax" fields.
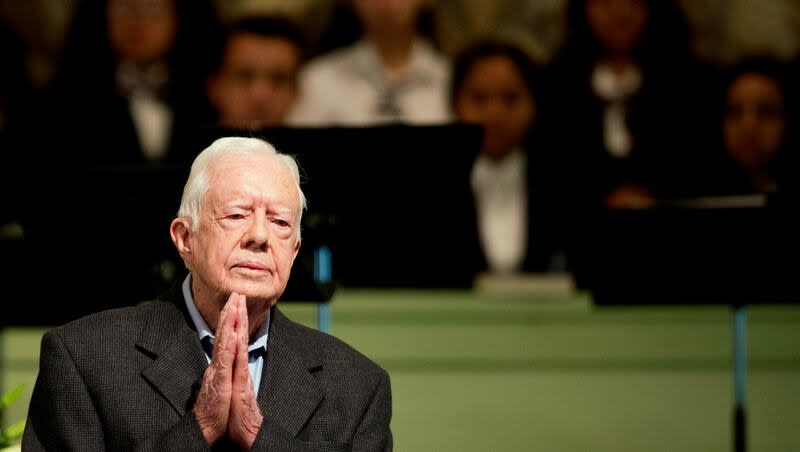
[{"xmin": 177, "ymin": 136, "xmax": 307, "ymax": 239}]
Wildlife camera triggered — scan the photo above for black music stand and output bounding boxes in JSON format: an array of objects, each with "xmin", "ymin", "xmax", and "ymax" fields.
[
  {"xmin": 1, "ymin": 123, "xmax": 483, "ymax": 327},
  {"xmin": 0, "ymin": 163, "xmax": 334, "ymax": 328},
  {"xmin": 188, "ymin": 123, "xmax": 484, "ymax": 289},
  {"xmin": 579, "ymin": 194, "xmax": 799, "ymax": 452}
]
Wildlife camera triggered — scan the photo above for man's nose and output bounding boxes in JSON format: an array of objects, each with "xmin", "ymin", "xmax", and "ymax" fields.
[{"xmin": 243, "ymin": 214, "xmax": 269, "ymax": 251}]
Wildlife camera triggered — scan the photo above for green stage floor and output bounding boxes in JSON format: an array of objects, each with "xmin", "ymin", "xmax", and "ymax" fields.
[{"xmin": 3, "ymin": 289, "xmax": 799, "ymax": 451}]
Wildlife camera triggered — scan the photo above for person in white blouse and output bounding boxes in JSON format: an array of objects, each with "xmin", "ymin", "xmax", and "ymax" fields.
[
  {"xmin": 288, "ymin": 0, "xmax": 450, "ymax": 126},
  {"xmin": 451, "ymin": 39, "xmax": 561, "ymax": 274}
]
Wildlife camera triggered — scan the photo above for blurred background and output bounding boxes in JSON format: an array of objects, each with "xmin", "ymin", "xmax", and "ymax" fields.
[
  {"xmin": 1, "ymin": 0, "xmax": 799, "ymax": 450},
  {"xmin": 1, "ymin": 0, "xmax": 800, "ymax": 87}
]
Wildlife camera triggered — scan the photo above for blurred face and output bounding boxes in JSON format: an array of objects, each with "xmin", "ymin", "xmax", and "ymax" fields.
[
  {"xmin": 352, "ymin": 0, "xmax": 425, "ymax": 35},
  {"xmin": 454, "ymin": 56, "xmax": 536, "ymax": 160},
  {"xmin": 107, "ymin": 0, "xmax": 177, "ymax": 64},
  {"xmin": 586, "ymin": 0, "xmax": 648, "ymax": 56},
  {"xmin": 175, "ymin": 153, "xmax": 301, "ymax": 310},
  {"xmin": 209, "ymin": 34, "xmax": 301, "ymax": 129},
  {"xmin": 724, "ymin": 73, "xmax": 786, "ymax": 171}
]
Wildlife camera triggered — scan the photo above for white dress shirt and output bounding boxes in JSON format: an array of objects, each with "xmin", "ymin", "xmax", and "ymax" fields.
[
  {"xmin": 591, "ymin": 62, "xmax": 642, "ymax": 159},
  {"xmin": 288, "ymin": 39, "xmax": 451, "ymax": 126},
  {"xmin": 471, "ymin": 149, "xmax": 529, "ymax": 274},
  {"xmin": 182, "ymin": 273, "xmax": 270, "ymax": 395},
  {"xmin": 116, "ymin": 60, "xmax": 173, "ymax": 161}
]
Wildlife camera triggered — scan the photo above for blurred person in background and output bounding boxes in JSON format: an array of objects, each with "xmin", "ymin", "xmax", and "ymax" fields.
[
  {"xmin": 41, "ymin": 0, "xmax": 221, "ymax": 165},
  {"xmin": 543, "ymin": 0, "xmax": 715, "ymax": 210},
  {"xmin": 288, "ymin": 0, "xmax": 450, "ymax": 126},
  {"xmin": 541, "ymin": 0, "xmax": 717, "ymax": 290},
  {"xmin": 207, "ymin": 16, "xmax": 307, "ymax": 130},
  {"xmin": 451, "ymin": 39, "xmax": 564, "ymax": 275},
  {"xmin": 702, "ymin": 57, "xmax": 796, "ymax": 196}
]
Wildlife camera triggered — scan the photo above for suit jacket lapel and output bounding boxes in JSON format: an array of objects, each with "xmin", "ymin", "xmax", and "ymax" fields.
[
  {"xmin": 258, "ymin": 308, "xmax": 325, "ymax": 438},
  {"xmin": 137, "ymin": 283, "xmax": 208, "ymax": 416},
  {"xmin": 133, "ymin": 286, "xmax": 326, "ymax": 434}
]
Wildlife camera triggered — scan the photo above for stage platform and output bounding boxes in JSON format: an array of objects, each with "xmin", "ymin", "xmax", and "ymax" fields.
[{"xmin": 2, "ymin": 289, "xmax": 799, "ymax": 451}]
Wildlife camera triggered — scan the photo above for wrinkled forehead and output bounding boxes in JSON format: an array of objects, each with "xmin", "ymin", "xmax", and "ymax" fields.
[{"xmin": 204, "ymin": 153, "xmax": 299, "ymax": 209}]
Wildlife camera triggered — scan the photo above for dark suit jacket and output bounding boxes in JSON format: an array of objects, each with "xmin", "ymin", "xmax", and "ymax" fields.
[{"xmin": 23, "ymin": 283, "xmax": 392, "ymax": 451}]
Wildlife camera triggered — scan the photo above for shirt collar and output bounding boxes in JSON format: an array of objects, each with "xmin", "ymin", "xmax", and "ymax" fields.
[
  {"xmin": 472, "ymin": 147, "xmax": 526, "ymax": 178},
  {"xmin": 182, "ymin": 273, "xmax": 270, "ymax": 353},
  {"xmin": 471, "ymin": 148, "xmax": 527, "ymax": 197},
  {"xmin": 591, "ymin": 62, "xmax": 642, "ymax": 102},
  {"xmin": 350, "ymin": 38, "xmax": 440, "ymax": 87}
]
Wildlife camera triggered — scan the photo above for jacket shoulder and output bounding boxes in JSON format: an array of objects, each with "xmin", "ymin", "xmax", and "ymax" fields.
[
  {"xmin": 45, "ymin": 300, "xmax": 165, "ymax": 347},
  {"xmin": 276, "ymin": 309, "xmax": 387, "ymax": 378}
]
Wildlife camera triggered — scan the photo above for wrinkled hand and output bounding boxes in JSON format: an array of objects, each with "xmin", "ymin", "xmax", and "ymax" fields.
[
  {"xmin": 193, "ymin": 293, "xmax": 237, "ymax": 443},
  {"xmin": 193, "ymin": 293, "xmax": 263, "ymax": 448},
  {"xmin": 228, "ymin": 296, "xmax": 264, "ymax": 448}
]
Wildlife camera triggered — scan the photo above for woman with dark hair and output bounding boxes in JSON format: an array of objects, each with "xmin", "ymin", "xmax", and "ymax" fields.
[
  {"xmin": 704, "ymin": 57, "xmax": 796, "ymax": 195},
  {"xmin": 538, "ymin": 0, "xmax": 718, "ymax": 290},
  {"xmin": 544, "ymin": 0, "xmax": 714, "ymax": 210},
  {"xmin": 451, "ymin": 39, "xmax": 562, "ymax": 274},
  {"xmin": 43, "ymin": 0, "xmax": 222, "ymax": 165}
]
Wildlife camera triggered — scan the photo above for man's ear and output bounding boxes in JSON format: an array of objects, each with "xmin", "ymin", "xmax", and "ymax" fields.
[
  {"xmin": 291, "ymin": 238, "xmax": 301, "ymax": 264},
  {"xmin": 170, "ymin": 218, "xmax": 193, "ymax": 263}
]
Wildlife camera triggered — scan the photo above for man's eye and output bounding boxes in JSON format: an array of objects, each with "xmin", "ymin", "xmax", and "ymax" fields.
[
  {"xmin": 227, "ymin": 214, "xmax": 245, "ymax": 220},
  {"xmin": 273, "ymin": 219, "xmax": 289, "ymax": 227}
]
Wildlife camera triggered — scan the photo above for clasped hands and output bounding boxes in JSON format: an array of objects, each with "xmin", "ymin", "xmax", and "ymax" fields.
[{"xmin": 193, "ymin": 293, "xmax": 263, "ymax": 449}]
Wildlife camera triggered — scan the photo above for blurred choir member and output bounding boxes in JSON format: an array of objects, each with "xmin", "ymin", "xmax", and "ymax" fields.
[
  {"xmin": 451, "ymin": 40, "xmax": 562, "ymax": 275},
  {"xmin": 289, "ymin": 0, "xmax": 450, "ymax": 126},
  {"xmin": 42, "ymin": 0, "xmax": 221, "ymax": 165},
  {"xmin": 705, "ymin": 57, "xmax": 796, "ymax": 196},
  {"xmin": 543, "ymin": 0, "xmax": 714, "ymax": 210},
  {"xmin": 207, "ymin": 16, "xmax": 307, "ymax": 130}
]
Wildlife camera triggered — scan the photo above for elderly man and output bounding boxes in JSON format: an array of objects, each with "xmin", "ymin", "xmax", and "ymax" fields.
[{"xmin": 23, "ymin": 137, "xmax": 393, "ymax": 450}]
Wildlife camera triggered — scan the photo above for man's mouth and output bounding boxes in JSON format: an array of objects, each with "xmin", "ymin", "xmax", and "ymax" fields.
[{"xmin": 234, "ymin": 261, "xmax": 270, "ymax": 271}]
